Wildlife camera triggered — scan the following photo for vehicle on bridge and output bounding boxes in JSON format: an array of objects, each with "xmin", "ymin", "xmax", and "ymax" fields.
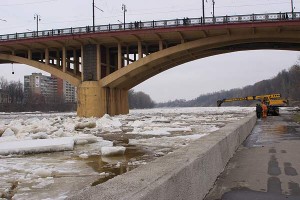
[{"xmin": 217, "ymin": 93, "xmax": 288, "ymax": 116}]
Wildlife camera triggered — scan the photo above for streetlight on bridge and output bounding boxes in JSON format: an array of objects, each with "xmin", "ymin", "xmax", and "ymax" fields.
[
  {"xmin": 212, "ymin": 0, "xmax": 215, "ymax": 19},
  {"xmin": 202, "ymin": 0, "xmax": 205, "ymax": 23},
  {"xmin": 92, "ymin": 0, "xmax": 104, "ymax": 32},
  {"xmin": 122, "ymin": 4, "xmax": 127, "ymax": 30},
  {"xmin": 202, "ymin": 0, "xmax": 215, "ymax": 23},
  {"xmin": 291, "ymin": 0, "xmax": 295, "ymax": 16},
  {"xmin": 34, "ymin": 14, "xmax": 41, "ymax": 36}
]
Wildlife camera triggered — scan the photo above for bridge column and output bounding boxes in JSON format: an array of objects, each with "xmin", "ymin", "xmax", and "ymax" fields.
[
  {"xmin": 138, "ymin": 41, "xmax": 143, "ymax": 59},
  {"xmin": 62, "ymin": 47, "xmax": 66, "ymax": 72},
  {"xmin": 77, "ymin": 44, "xmax": 129, "ymax": 118},
  {"xmin": 77, "ymin": 81, "xmax": 103, "ymax": 117},
  {"xmin": 159, "ymin": 40, "xmax": 164, "ymax": 51},
  {"xmin": 96, "ymin": 44, "xmax": 101, "ymax": 80},
  {"xmin": 106, "ymin": 47, "xmax": 110, "ymax": 75},
  {"xmin": 28, "ymin": 49, "xmax": 32, "ymax": 59},
  {"xmin": 77, "ymin": 82, "xmax": 129, "ymax": 117},
  {"xmin": 118, "ymin": 43, "xmax": 122, "ymax": 69},
  {"xmin": 45, "ymin": 48, "xmax": 49, "ymax": 65},
  {"xmin": 56, "ymin": 51, "xmax": 60, "ymax": 67},
  {"xmin": 103, "ymin": 87, "xmax": 129, "ymax": 116}
]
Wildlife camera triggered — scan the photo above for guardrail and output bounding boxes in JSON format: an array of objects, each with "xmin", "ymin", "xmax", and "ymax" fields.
[{"xmin": 0, "ymin": 12, "xmax": 299, "ymax": 42}]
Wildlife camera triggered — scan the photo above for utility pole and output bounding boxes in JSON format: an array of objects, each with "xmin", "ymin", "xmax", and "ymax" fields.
[
  {"xmin": 291, "ymin": 0, "xmax": 294, "ymax": 17},
  {"xmin": 122, "ymin": 4, "xmax": 127, "ymax": 30},
  {"xmin": 93, "ymin": 0, "xmax": 95, "ymax": 31},
  {"xmin": 202, "ymin": 0, "xmax": 205, "ymax": 23},
  {"xmin": 34, "ymin": 14, "xmax": 41, "ymax": 36},
  {"xmin": 92, "ymin": 0, "xmax": 104, "ymax": 32},
  {"xmin": 212, "ymin": 0, "xmax": 215, "ymax": 19}
]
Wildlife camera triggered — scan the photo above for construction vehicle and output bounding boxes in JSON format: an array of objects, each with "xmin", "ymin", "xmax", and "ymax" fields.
[{"xmin": 217, "ymin": 93, "xmax": 288, "ymax": 116}]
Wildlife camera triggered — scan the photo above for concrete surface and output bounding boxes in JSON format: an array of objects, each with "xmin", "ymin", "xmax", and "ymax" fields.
[
  {"xmin": 204, "ymin": 109, "xmax": 300, "ymax": 200},
  {"xmin": 69, "ymin": 112, "xmax": 256, "ymax": 200}
]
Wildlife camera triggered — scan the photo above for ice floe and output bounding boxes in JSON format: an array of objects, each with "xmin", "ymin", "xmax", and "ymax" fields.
[
  {"xmin": 0, "ymin": 137, "xmax": 75, "ymax": 155},
  {"xmin": 0, "ymin": 107, "xmax": 255, "ymax": 199},
  {"xmin": 101, "ymin": 146, "xmax": 126, "ymax": 156}
]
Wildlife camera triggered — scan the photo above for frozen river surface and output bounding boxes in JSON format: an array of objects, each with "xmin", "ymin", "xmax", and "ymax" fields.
[{"xmin": 0, "ymin": 107, "xmax": 254, "ymax": 200}]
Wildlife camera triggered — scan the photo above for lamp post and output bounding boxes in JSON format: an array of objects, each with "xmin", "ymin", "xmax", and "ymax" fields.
[
  {"xmin": 34, "ymin": 14, "xmax": 41, "ymax": 36},
  {"xmin": 291, "ymin": 0, "xmax": 294, "ymax": 17},
  {"xmin": 93, "ymin": 0, "xmax": 104, "ymax": 32},
  {"xmin": 202, "ymin": 0, "xmax": 205, "ymax": 23},
  {"xmin": 93, "ymin": 0, "xmax": 95, "ymax": 31},
  {"xmin": 122, "ymin": 4, "xmax": 127, "ymax": 30},
  {"xmin": 212, "ymin": 0, "xmax": 215, "ymax": 19}
]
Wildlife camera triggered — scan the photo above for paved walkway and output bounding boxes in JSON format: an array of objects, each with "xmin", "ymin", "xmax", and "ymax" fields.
[{"xmin": 205, "ymin": 109, "xmax": 300, "ymax": 200}]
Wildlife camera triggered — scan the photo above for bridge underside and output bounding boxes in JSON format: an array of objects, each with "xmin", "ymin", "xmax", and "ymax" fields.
[{"xmin": 1, "ymin": 20, "xmax": 300, "ymax": 117}]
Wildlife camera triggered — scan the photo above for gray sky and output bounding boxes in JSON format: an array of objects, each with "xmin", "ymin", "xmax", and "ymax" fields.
[{"xmin": 0, "ymin": 0, "xmax": 299, "ymax": 102}]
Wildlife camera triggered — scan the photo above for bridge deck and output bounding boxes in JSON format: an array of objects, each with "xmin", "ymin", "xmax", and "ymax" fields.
[{"xmin": 1, "ymin": 12, "xmax": 300, "ymax": 51}]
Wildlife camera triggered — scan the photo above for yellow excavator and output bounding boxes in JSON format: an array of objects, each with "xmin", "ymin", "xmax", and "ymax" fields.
[{"xmin": 217, "ymin": 93, "xmax": 288, "ymax": 116}]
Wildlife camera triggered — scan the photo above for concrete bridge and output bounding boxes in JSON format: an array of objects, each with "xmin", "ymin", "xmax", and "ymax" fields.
[{"xmin": 1, "ymin": 12, "xmax": 300, "ymax": 117}]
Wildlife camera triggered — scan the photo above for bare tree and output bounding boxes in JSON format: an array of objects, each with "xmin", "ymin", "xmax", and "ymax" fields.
[{"xmin": 128, "ymin": 90, "xmax": 155, "ymax": 109}]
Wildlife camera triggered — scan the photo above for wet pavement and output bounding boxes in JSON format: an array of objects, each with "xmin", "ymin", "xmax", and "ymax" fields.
[{"xmin": 204, "ymin": 109, "xmax": 300, "ymax": 200}]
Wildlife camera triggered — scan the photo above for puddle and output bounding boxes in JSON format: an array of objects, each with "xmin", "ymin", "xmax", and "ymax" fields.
[
  {"xmin": 84, "ymin": 145, "xmax": 152, "ymax": 186},
  {"xmin": 244, "ymin": 119, "xmax": 300, "ymax": 147}
]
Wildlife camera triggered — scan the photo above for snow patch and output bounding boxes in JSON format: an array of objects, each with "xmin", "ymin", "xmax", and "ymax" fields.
[
  {"xmin": 2, "ymin": 128, "xmax": 15, "ymax": 137},
  {"xmin": 32, "ymin": 177, "xmax": 54, "ymax": 189},
  {"xmin": 129, "ymin": 134, "xmax": 208, "ymax": 148},
  {"xmin": 73, "ymin": 134, "xmax": 98, "ymax": 145},
  {"xmin": 101, "ymin": 146, "xmax": 126, "ymax": 156},
  {"xmin": 128, "ymin": 127, "xmax": 192, "ymax": 136},
  {"xmin": 129, "ymin": 129, "xmax": 171, "ymax": 136},
  {"xmin": 33, "ymin": 168, "xmax": 53, "ymax": 178},
  {"xmin": 0, "ymin": 137, "xmax": 74, "ymax": 155},
  {"xmin": 79, "ymin": 154, "xmax": 89, "ymax": 159},
  {"xmin": 96, "ymin": 114, "xmax": 122, "ymax": 132},
  {"xmin": 75, "ymin": 121, "xmax": 96, "ymax": 130},
  {"xmin": 31, "ymin": 132, "xmax": 49, "ymax": 139},
  {"xmin": 0, "ymin": 135, "xmax": 18, "ymax": 143}
]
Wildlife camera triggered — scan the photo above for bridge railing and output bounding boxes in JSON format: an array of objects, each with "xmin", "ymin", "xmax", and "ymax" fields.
[{"xmin": 0, "ymin": 12, "xmax": 299, "ymax": 42}]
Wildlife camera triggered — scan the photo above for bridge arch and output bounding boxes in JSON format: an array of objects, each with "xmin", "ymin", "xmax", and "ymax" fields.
[
  {"xmin": 101, "ymin": 31, "xmax": 300, "ymax": 90},
  {"xmin": 0, "ymin": 53, "xmax": 81, "ymax": 86},
  {"xmin": 1, "ymin": 15, "xmax": 300, "ymax": 117}
]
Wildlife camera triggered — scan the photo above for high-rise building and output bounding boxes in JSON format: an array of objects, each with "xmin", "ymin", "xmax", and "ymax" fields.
[
  {"xmin": 64, "ymin": 81, "xmax": 77, "ymax": 103},
  {"xmin": 24, "ymin": 73, "xmax": 76, "ymax": 103},
  {"xmin": 51, "ymin": 75, "xmax": 77, "ymax": 103}
]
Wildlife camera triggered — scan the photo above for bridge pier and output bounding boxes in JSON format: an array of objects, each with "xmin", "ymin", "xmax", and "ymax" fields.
[
  {"xmin": 76, "ymin": 43, "xmax": 129, "ymax": 118},
  {"xmin": 77, "ymin": 81, "xmax": 129, "ymax": 118}
]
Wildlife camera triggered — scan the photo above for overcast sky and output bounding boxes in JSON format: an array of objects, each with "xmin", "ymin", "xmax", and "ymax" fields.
[{"xmin": 0, "ymin": 0, "xmax": 299, "ymax": 102}]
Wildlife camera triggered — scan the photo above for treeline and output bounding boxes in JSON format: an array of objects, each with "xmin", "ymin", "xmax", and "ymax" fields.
[
  {"xmin": 157, "ymin": 64, "xmax": 300, "ymax": 107},
  {"xmin": 1, "ymin": 63, "xmax": 299, "ymax": 112},
  {"xmin": 128, "ymin": 90, "xmax": 155, "ymax": 109},
  {"xmin": 0, "ymin": 77, "xmax": 24, "ymax": 104},
  {"xmin": 0, "ymin": 76, "xmax": 155, "ymax": 112}
]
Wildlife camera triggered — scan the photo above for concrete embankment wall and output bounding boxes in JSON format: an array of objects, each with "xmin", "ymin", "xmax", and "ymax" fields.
[{"xmin": 71, "ymin": 112, "xmax": 257, "ymax": 200}]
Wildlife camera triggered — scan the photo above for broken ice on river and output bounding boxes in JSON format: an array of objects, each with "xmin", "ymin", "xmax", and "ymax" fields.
[{"xmin": 0, "ymin": 107, "xmax": 254, "ymax": 199}]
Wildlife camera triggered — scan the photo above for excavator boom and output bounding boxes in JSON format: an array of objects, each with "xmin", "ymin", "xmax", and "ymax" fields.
[
  {"xmin": 217, "ymin": 94, "xmax": 282, "ymax": 107},
  {"xmin": 217, "ymin": 93, "xmax": 288, "ymax": 116}
]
